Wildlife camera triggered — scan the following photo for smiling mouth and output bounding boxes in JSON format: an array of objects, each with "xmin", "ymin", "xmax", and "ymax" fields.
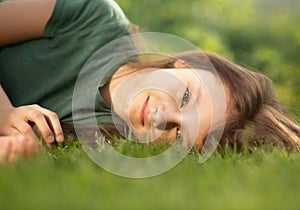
[{"xmin": 140, "ymin": 96, "xmax": 150, "ymax": 126}]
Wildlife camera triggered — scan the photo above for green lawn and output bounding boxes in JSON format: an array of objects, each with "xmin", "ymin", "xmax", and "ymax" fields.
[{"xmin": 0, "ymin": 140, "xmax": 300, "ymax": 210}]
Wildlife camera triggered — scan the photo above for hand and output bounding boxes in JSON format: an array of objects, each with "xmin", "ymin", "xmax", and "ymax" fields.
[
  {"xmin": 0, "ymin": 135, "xmax": 39, "ymax": 162},
  {"xmin": 0, "ymin": 104, "xmax": 64, "ymax": 146}
]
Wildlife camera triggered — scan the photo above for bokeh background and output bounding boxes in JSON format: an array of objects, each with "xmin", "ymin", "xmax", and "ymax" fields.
[{"xmin": 117, "ymin": 0, "xmax": 300, "ymax": 117}]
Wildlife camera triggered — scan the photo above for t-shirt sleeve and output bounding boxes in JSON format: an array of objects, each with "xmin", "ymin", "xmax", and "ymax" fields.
[{"xmin": 44, "ymin": 0, "xmax": 129, "ymax": 37}]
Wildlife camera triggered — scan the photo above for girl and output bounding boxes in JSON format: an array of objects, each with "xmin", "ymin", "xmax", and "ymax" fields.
[{"xmin": 0, "ymin": 0, "xmax": 299, "ymax": 161}]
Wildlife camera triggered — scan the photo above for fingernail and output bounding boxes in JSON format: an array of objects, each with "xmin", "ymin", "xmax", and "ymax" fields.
[
  {"xmin": 57, "ymin": 135, "xmax": 64, "ymax": 142},
  {"xmin": 46, "ymin": 136, "xmax": 54, "ymax": 143}
]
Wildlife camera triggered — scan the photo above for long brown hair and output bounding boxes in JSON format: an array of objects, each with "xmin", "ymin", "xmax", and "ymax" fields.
[
  {"xmin": 64, "ymin": 51, "xmax": 300, "ymax": 150},
  {"xmin": 201, "ymin": 52, "xmax": 300, "ymax": 150}
]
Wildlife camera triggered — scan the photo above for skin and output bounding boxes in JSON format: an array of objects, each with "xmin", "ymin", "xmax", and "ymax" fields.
[
  {"xmin": 105, "ymin": 66, "xmax": 229, "ymax": 148},
  {"xmin": 0, "ymin": 136, "xmax": 39, "ymax": 162},
  {"xmin": 0, "ymin": 0, "xmax": 62, "ymax": 160},
  {"xmin": 0, "ymin": 0, "xmax": 56, "ymax": 46}
]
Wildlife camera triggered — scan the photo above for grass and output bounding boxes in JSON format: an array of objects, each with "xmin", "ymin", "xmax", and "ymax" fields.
[{"xmin": 0, "ymin": 139, "xmax": 300, "ymax": 210}]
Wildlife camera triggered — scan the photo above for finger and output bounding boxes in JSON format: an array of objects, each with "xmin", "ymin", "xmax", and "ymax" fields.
[
  {"xmin": 13, "ymin": 121, "xmax": 40, "ymax": 143},
  {"xmin": 7, "ymin": 136, "xmax": 25, "ymax": 162},
  {"xmin": 0, "ymin": 137, "xmax": 12, "ymax": 162},
  {"xmin": 0, "ymin": 136, "xmax": 38, "ymax": 162},
  {"xmin": 8, "ymin": 108, "xmax": 41, "ymax": 142},
  {"xmin": 32, "ymin": 105, "xmax": 64, "ymax": 142},
  {"xmin": 25, "ymin": 108, "xmax": 55, "ymax": 144},
  {"xmin": 0, "ymin": 127, "xmax": 20, "ymax": 137},
  {"xmin": 45, "ymin": 142, "xmax": 52, "ymax": 148},
  {"xmin": 23, "ymin": 137, "xmax": 39, "ymax": 158}
]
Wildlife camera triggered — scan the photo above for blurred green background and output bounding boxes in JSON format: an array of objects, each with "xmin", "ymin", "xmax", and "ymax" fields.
[{"xmin": 117, "ymin": 0, "xmax": 300, "ymax": 116}]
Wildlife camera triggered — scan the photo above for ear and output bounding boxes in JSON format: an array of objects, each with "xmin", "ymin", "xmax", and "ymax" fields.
[{"xmin": 174, "ymin": 59, "xmax": 188, "ymax": 68}]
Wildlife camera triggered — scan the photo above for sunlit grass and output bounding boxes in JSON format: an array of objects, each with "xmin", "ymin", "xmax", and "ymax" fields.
[{"xmin": 0, "ymin": 138, "xmax": 300, "ymax": 210}]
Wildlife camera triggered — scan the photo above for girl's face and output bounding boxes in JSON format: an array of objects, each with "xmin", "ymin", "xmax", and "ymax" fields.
[{"xmin": 111, "ymin": 68, "xmax": 228, "ymax": 148}]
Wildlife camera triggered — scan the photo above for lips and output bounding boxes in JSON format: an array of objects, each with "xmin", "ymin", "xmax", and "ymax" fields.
[{"xmin": 140, "ymin": 96, "xmax": 150, "ymax": 126}]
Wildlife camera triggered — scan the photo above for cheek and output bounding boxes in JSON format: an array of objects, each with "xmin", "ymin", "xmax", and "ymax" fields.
[
  {"xmin": 125, "ymin": 91, "xmax": 148, "ymax": 129},
  {"xmin": 199, "ymin": 95, "xmax": 213, "ymax": 133}
]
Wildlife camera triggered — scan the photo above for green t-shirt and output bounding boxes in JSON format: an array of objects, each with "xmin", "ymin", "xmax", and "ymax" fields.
[{"xmin": 0, "ymin": 0, "xmax": 135, "ymax": 125}]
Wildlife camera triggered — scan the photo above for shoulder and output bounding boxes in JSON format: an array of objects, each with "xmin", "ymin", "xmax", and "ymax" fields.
[
  {"xmin": 46, "ymin": 0, "xmax": 129, "ymax": 36},
  {"xmin": 80, "ymin": 0, "xmax": 129, "ymax": 26}
]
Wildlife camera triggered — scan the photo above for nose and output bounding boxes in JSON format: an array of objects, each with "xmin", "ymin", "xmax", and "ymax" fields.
[{"xmin": 149, "ymin": 104, "xmax": 181, "ymax": 130}]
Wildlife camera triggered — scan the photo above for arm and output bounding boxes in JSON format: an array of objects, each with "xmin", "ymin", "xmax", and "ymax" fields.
[
  {"xmin": 0, "ymin": 0, "xmax": 63, "ymax": 145},
  {"xmin": 0, "ymin": 85, "xmax": 64, "ymax": 146},
  {"xmin": 0, "ymin": 0, "xmax": 56, "ymax": 46}
]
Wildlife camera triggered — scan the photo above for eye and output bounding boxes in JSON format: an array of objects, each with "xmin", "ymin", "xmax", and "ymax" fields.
[{"xmin": 180, "ymin": 87, "xmax": 190, "ymax": 108}]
